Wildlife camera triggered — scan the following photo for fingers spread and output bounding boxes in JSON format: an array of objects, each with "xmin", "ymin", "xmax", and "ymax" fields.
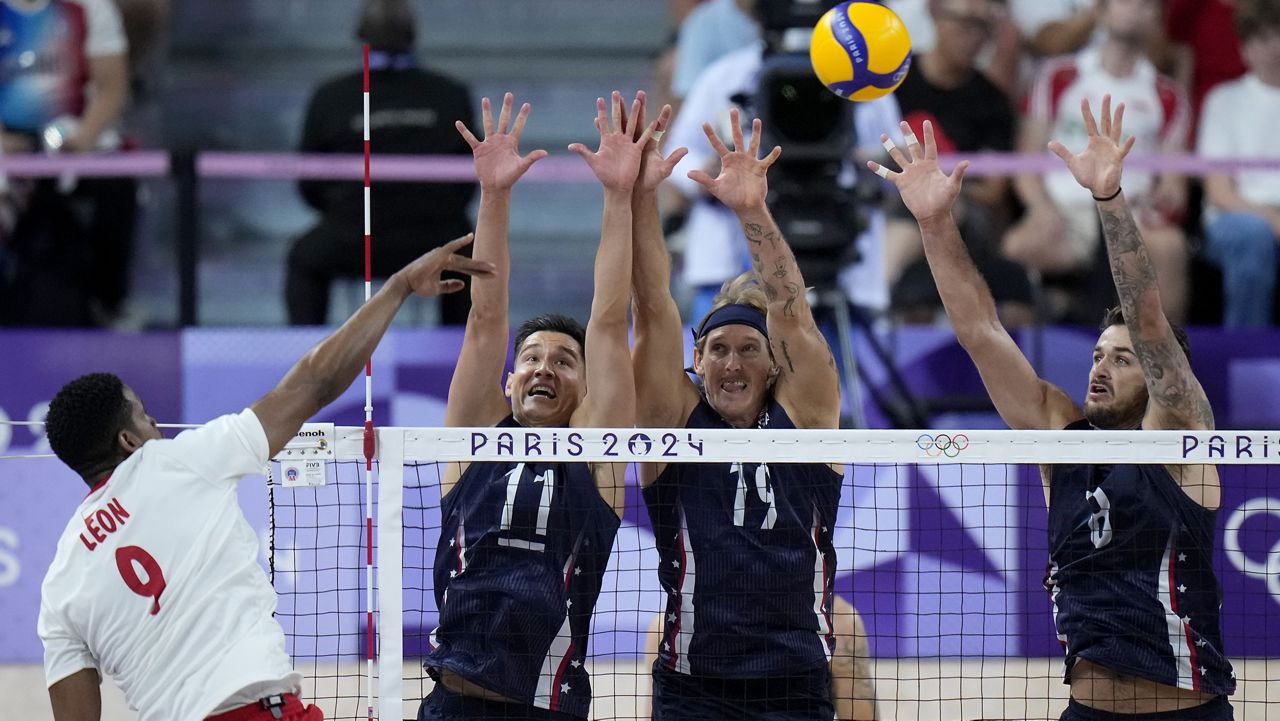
[
  {"xmin": 510, "ymin": 102, "xmax": 532, "ymax": 139},
  {"xmin": 702, "ymin": 122, "xmax": 730, "ymax": 156},
  {"xmin": 456, "ymin": 120, "xmax": 480, "ymax": 148}
]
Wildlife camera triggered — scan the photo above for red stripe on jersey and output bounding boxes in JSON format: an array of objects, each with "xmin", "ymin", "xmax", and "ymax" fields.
[
  {"xmin": 1046, "ymin": 63, "xmax": 1080, "ymax": 121},
  {"xmin": 547, "ymin": 640, "xmax": 577, "ymax": 710},
  {"xmin": 1166, "ymin": 547, "xmax": 1202, "ymax": 691}
]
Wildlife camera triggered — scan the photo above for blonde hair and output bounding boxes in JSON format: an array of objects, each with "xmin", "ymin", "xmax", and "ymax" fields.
[{"xmin": 693, "ymin": 272, "xmax": 770, "ymax": 355}]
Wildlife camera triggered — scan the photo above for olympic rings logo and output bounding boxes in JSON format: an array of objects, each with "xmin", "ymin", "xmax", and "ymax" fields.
[
  {"xmin": 1223, "ymin": 497, "xmax": 1280, "ymax": 608},
  {"xmin": 916, "ymin": 433, "xmax": 970, "ymax": 458}
]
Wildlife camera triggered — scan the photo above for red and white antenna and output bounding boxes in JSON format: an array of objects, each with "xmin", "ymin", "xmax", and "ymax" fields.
[{"xmin": 361, "ymin": 42, "xmax": 377, "ymax": 721}]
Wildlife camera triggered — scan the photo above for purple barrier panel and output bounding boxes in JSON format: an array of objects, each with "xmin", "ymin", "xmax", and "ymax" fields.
[{"xmin": 0, "ymin": 331, "xmax": 181, "ymax": 663}]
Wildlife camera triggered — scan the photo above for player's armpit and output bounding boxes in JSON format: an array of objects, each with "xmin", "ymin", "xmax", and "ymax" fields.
[{"xmin": 48, "ymin": 668, "xmax": 102, "ymax": 721}]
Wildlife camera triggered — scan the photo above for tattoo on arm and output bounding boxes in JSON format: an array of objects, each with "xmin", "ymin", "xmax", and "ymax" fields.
[
  {"xmin": 1098, "ymin": 207, "xmax": 1214, "ymax": 428},
  {"xmin": 780, "ymin": 339, "xmax": 795, "ymax": 374},
  {"xmin": 782, "ymin": 282, "xmax": 800, "ymax": 318}
]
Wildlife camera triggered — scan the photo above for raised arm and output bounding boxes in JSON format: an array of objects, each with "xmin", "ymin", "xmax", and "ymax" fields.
[
  {"xmin": 445, "ymin": 94, "xmax": 548, "ymax": 427},
  {"xmin": 569, "ymin": 92, "xmax": 655, "ymax": 431},
  {"xmin": 629, "ymin": 92, "xmax": 698, "ymax": 428},
  {"xmin": 251, "ymin": 235, "xmax": 492, "ymax": 458},
  {"xmin": 688, "ymin": 109, "xmax": 839, "ymax": 428},
  {"xmin": 870, "ymin": 121, "xmax": 1080, "ymax": 431},
  {"xmin": 1049, "ymin": 96, "xmax": 1212, "ymax": 431}
]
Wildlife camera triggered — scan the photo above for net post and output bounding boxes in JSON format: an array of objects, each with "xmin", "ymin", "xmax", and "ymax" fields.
[{"xmin": 375, "ymin": 427, "xmax": 405, "ymax": 721}]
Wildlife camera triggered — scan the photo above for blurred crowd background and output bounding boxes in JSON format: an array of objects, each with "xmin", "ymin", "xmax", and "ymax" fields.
[{"xmin": 0, "ymin": 0, "xmax": 1274, "ymax": 332}]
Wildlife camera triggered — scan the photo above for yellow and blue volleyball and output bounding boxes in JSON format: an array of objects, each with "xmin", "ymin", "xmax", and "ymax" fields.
[{"xmin": 810, "ymin": 1, "xmax": 912, "ymax": 102}]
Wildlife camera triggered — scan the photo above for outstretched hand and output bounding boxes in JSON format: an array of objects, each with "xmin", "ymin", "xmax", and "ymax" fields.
[
  {"xmin": 867, "ymin": 120, "xmax": 969, "ymax": 224},
  {"xmin": 627, "ymin": 91, "xmax": 689, "ymax": 194},
  {"xmin": 569, "ymin": 90, "xmax": 657, "ymax": 192},
  {"xmin": 397, "ymin": 233, "xmax": 495, "ymax": 297},
  {"xmin": 456, "ymin": 92, "xmax": 548, "ymax": 192},
  {"xmin": 1048, "ymin": 94, "xmax": 1134, "ymax": 199},
  {"xmin": 687, "ymin": 108, "xmax": 780, "ymax": 213}
]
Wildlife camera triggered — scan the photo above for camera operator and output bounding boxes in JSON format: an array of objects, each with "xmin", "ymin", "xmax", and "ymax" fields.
[{"xmin": 666, "ymin": 0, "xmax": 902, "ymax": 322}]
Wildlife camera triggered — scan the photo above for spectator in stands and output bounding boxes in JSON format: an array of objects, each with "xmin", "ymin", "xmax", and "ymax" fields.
[
  {"xmin": 670, "ymin": 0, "xmax": 759, "ymax": 105},
  {"xmin": 1009, "ymin": 0, "xmax": 1099, "ymax": 58},
  {"xmin": 1165, "ymin": 0, "xmax": 1245, "ymax": 136},
  {"xmin": 886, "ymin": 0, "xmax": 1034, "ymax": 327},
  {"xmin": 1197, "ymin": 0, "xmax": 1280, "ymax": 328},
  {"xmin": 285, "ymin": 0, "xmax": 476, "ymax": 326},
  {"xmin": 0, "ymin": 0, "xmax": 134, "ymax": 328},
  {"xmin": 1004, "ymin": 0, "xmax": 1190, "ymax": 323}
]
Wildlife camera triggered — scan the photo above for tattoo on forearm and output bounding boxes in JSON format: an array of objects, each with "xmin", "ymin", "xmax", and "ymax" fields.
[
  {"xmin": 743, "ymin": 222, "xmax": 764, "ymax": 245},
  {"xmin": 783, "ymin": 282, "xmax": 800, "ymax": 318},
  {"xmin": 773, "ymin": 260, "xmax": 788, "ymax": 280},
  {"xmin": 1098, "ymin": 207, "xmax": 1214, "ymax": 427},
  {"xmin": 780, "ymin": 339, "xmax": 795, "ymax": 373}
]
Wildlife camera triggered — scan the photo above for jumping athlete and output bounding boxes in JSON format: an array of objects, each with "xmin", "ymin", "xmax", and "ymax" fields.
[
  {"xmin": 630, "ymin": 103, "xmax": 849, "ymax": 720},
  {"xmin": 417, "ymin": 91, "xmax": 654, "ymax": 721},
  {"xmin": 38, "ymin": 237, "xmax": 491, "ymax": 721},
  {"xmin": 871, "ymin": 97, "xmax": 1234, "ymax": 720}
]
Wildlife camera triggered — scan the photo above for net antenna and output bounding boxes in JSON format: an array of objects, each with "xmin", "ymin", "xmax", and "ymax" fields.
[{"xmin": 360, "ymin": 43, "xmax": 377, "ymax": 721}]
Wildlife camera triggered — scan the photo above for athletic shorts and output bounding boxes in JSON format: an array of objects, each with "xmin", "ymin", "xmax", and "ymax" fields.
[
  {"xmin": 206, "ymin": 694, "xmax": 323, "ymax": 721},
  {"xmin": 1059, "ymin": 697, "xmax": 1233, "ymax": 721},
  {"xmin": 650, "ymin": 662, "xmax": 834, "ymax": 721}
]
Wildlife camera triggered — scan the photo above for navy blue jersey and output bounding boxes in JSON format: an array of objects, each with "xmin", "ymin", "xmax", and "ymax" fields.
[
  {"xmin": 427, "ymin": 417, "xmax": 621, "ymax": 718},
  {"xmin": 643, "ymin": 397, "xmax": 842, "ymax": 678},
  {"xmin": 1046, "ymin": 420, "xmax": 1235, "ymax": 696}
]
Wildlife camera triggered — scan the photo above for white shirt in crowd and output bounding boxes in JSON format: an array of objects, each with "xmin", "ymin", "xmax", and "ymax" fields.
[
  {"xmin": 1198, "ymin": 73, "xmax": 1280, "ymax": 216},
  {"xmin": 1027, "ymin": 45, "xmax": 1189, "ymax": 206},
  {"xmin": 39, "ymin": 409, "xmax": 299, "ymax": 721}
]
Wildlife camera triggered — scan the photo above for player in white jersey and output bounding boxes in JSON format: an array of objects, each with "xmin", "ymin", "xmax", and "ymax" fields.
[{"xmin": 37, "ymin": 236, "xmax": 493, "ymax": 721}]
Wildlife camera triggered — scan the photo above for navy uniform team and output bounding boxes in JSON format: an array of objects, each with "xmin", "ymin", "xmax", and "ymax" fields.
[{"xmin": 36, "ymin": 91, "xmax": 1235, "ymax": 721}]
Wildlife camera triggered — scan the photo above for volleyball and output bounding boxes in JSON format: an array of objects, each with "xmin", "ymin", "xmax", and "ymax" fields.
[{"xmin": 809, "ymin": 1, "xmax": 912, "ymax": 102}]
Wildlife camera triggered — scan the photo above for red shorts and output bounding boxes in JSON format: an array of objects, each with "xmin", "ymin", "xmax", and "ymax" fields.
[{"xmin": 206, "ymin": 694, "xmax": 324, "ymax": 721}]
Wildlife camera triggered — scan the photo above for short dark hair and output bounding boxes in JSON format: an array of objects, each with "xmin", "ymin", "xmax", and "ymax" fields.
[
  {"xmin": 356, "ymin": 0, "xmax": 416, "ymax": 53},
  {"xmin": 513, "ymin": 314, "xmax": 586, "ymax": 359},
  {"xmin": 1099, "ymin": 306, "xmax": 1192, "ymax": 365},
  {"xmin": 46, "ymin": 373, "xmax": 133, "ymax": 482},
  {"xmin": 1236, "ymin": 0, "xmax": 1280, "ymax": 42}
]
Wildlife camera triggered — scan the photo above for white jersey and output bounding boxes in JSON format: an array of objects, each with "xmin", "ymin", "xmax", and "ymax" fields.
[
  {"xmin": 1027, "ymin": 46, "xmax": 1189, "ymax": 206},
  {"xmin": 38, "ymin": 409, "xmax": 300, "ymax": 721}
]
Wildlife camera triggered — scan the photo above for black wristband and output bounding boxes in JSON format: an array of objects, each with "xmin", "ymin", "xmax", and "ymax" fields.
[{"xmin": 1092, "ymin": 186, "xmax": 1122, "ymax": 202}]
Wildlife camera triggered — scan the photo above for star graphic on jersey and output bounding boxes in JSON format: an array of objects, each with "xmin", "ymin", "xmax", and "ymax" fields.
[
  {"xmin": 449, "ymin": 538, "xmax": 455, "ymax": 547},
  {"xmin": 1181, "ymin": 615, "xmax": 1191, "ymax": 624},
  {"xmin": 667, "ymin": 613, "xmax": 676, "ymax": 624},
  {"xmin": 662, "ymin": 642, "xmax": 670, "ymax": 651},
  {"xmin": 1178, "ymin": 553, "xmax": 1187, "ymax": 562},
  {"xmin": 449, "ymin": 570, "xmax": 457, "ymax": 578},
  {"xmin": 567, "ymin": 598, "xmax": 573, "ymax": 608},
  {"xmin": 560, "ymin": 682, "xmax": 570, "ymax": 694},
  {"xmin": 570, "ymin": 659, "xmax": 581, "ymax": 668},
  {"xmin": 574, "ymin": 566, "xmax": 581, "ymax": 575},
  {"xmin": 1231, "ymin": 670, "xmax": 1236, "ymax": 679},
  {"xmin": 823, "ymin": 526, "xmax": 829, "ymax": 533},
  {"xmin": 1177, "ymin": 583, "xmax": 1187, "ymax": 593},
  {"xmin": 1200, "ymin": 666, "xmax": 1207, "ymax": 676},
  {"xmin": 671, "ymin": 559, "xmax": 680, "ymax": 568},
  {"xmin": 1196, "ymin": 639, "xmax": 1207, "ymax": 648}
]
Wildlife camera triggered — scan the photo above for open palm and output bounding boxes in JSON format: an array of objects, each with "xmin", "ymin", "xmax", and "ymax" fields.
[
  {"xmin": 687, "ymin": 108, "xmax": 780, "ymax": 213},
  {"xmin": 629, "ymin": 92, "xmax": 688, "ymax": 193},
  {"xmin": 1048, "ymin": 95, "xmax": 1134, "ymax": 199},
  {"xmin": 868, "ymin": 120, "xmax": 968, "ymax": 224},
  {"xmin": 570, "ymin": 91, "xmax": 656, "ymax": 192},
  {"xmin": 457, "ymin": 92, "xmax": 547, "ymax": 192}
]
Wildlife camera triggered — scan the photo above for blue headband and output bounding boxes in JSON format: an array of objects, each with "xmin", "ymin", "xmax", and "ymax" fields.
[{"xmin": 693, "ymin": 303, "xmax": 768, "ymax": 342}]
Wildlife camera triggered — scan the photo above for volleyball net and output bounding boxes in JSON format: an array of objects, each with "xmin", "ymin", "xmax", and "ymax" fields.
[{"xmin": 268, "ymin": 426, "xmax": 1280, "ymax": 721}]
